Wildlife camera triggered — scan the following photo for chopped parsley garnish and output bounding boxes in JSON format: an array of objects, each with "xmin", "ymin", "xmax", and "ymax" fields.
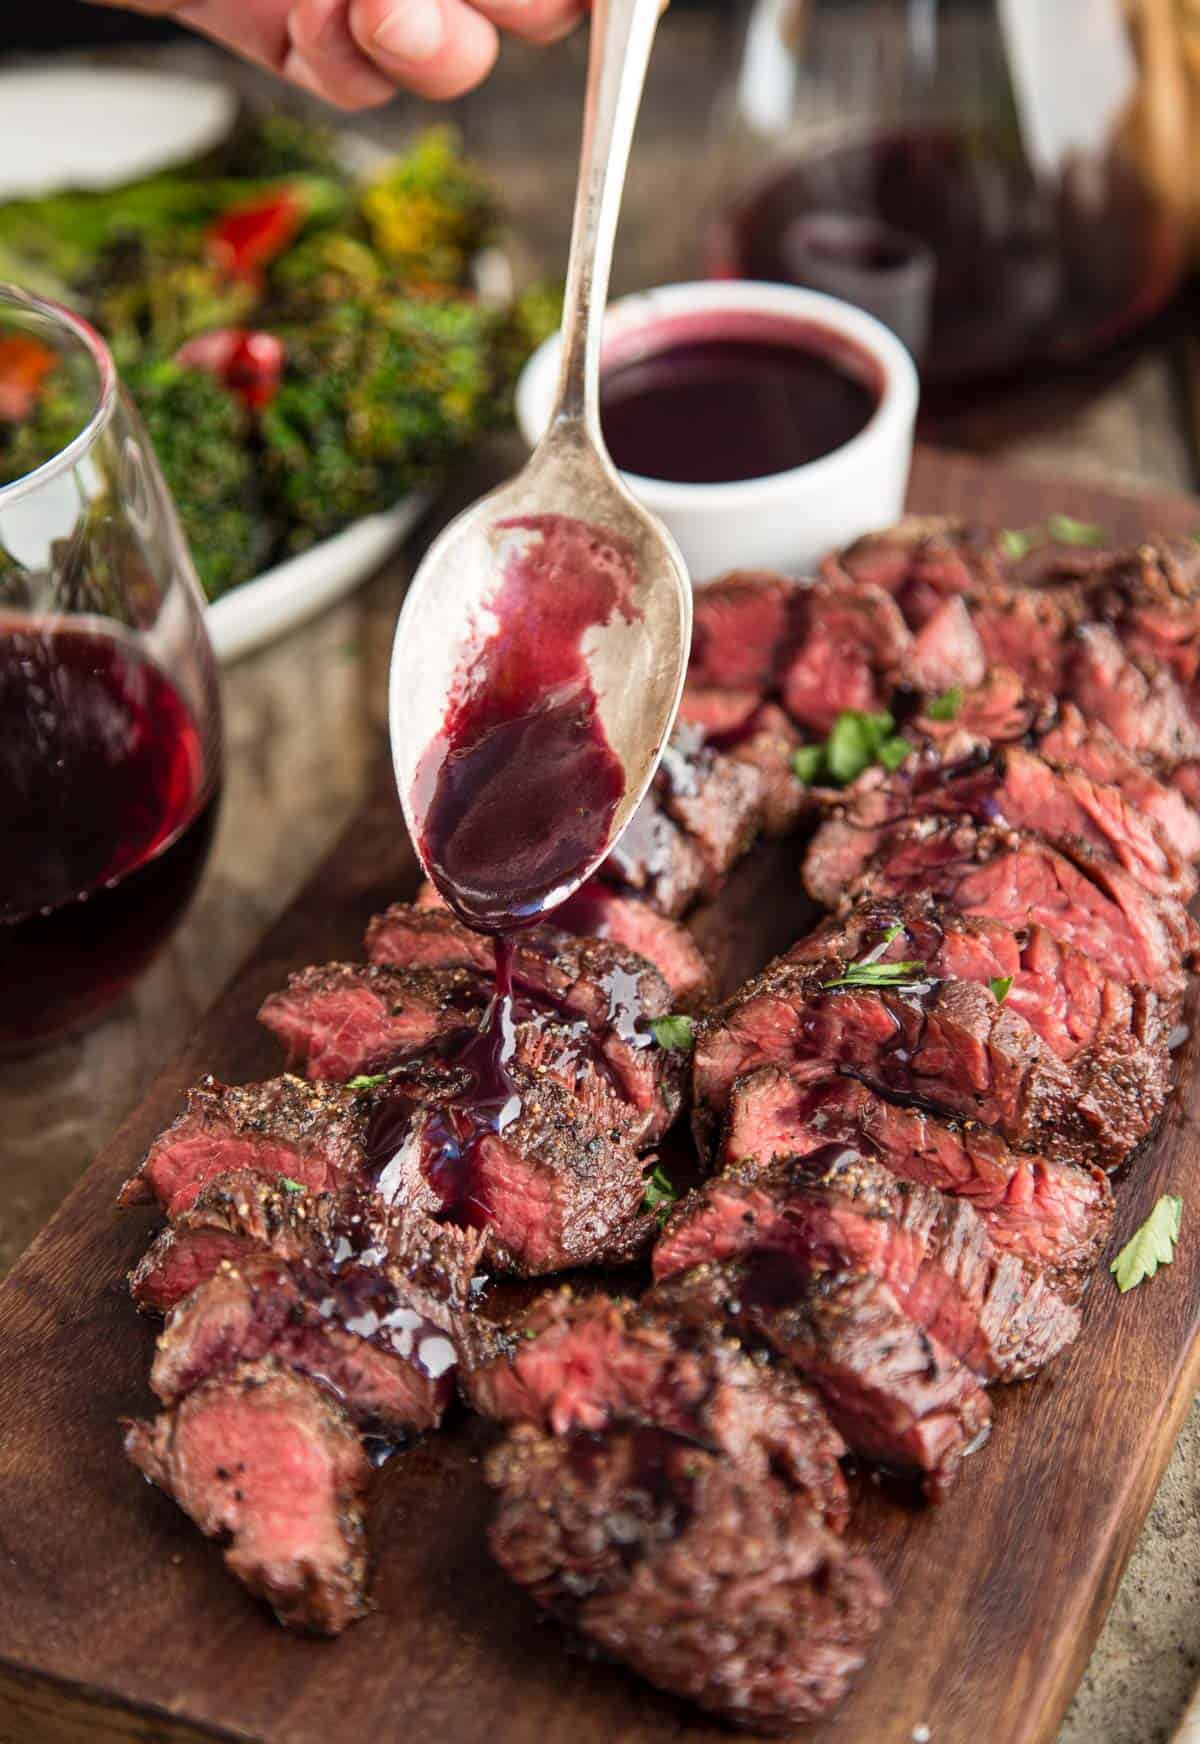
[
  {"xmin": 926, "ymin": 686, "xmax": 964, "ymax": 722},
  {"xmin": 989, "ymin": 976, "xmax": 1013, "ymax": 1005},
  {"xmin": 821, "ymin": 924, "xmax": 927, "ymax": 991},
  {"xmin": 790, "ymin": 710, "xmax": 913, "ymax": 789},
  {"xmin": 1001, "ymin": 515, "xmax": 1107, "ymax": 561},
  {"xmin": 1110, "ymin": 1195, "xmax": 1182, "ymax": 1292},
  {"xmin": 642, "ymin": 1164, "xmax": 679, "ymax": 1222},
  {"xmin": 651, "ymin": 1014, "xmax": 694, "ymax": 1053},
  {"xmin": 348, "ymin": 1072, "xmax": 389, "ymax": 1089},
  {"xmin": 279, "ymin": 1178, "xmax": 305, "ymax": 1193},
  {"xmin": 1046, "ymin": 513, "xmax": 1106, "ymax": 547}
]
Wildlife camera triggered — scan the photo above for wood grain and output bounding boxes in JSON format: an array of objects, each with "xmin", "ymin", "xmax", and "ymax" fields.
[{"xmin": 2, "ymin": 449, "xmax": 1200, "ymax": 1744}]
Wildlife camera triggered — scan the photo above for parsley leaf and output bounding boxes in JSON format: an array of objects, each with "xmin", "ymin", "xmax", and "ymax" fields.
[
  {"xmin": 926, "ymin": 686, "xmax": 964, "ymax": 722},
  {"xmin": 348, "ymin": 1072, "xmax": 389, "ymax": 1090},
  {"xmin": 642, "ymin": 1163, "xmax": 679, "ymax": 1220},
  {"xmin": 822, "ymin": 927, "xmax": 927, "ymax": 991},
  {"xmin": 1110, "ymin": 1195, "xmax": 1183, "ymax": 1292},
  {"xmin": 1000, "ymin": 527, "xmax": 1036, "ymax": 560},
  {"xmin": 791, "ymin": 744, "xmax": 825, "ymax": 785},
  {"xmin": 989, "ymin": 976, "xmax": 1013, "ymax": 1005},
  {"xmin": 279, "ymin": 1178, "xmax": 306, "ymax": 1194},
  {"xmin": 1046, "ymin": 513, "xmax": 1106, "ymax": 547},
  {"xmin": 651, "ymin": 1014, "xmax": 694, "ymax": 1053},
  {"xmin": 878, "ymin": 735, "xmax": 913, "ymax": 771}
]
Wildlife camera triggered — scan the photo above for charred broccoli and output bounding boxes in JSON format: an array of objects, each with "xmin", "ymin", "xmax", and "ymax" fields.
[
  {"xmin": 126, "ymin": 358, "xmax": 272, "ymax": 601},
  {"xmin": 358, "ymin": 128, "xmax": 496, "ymax": 290},
  {"xmin": 214, "ymin": 112, "xmax": 347, "ymax": 182},
  {"xmin": 485, "ymin": 280, "xmax": 564, "ymax": 426},
  {"xmin": 269, "ymin": 231, "xmax": 386, "ymax": 314},
  {"xmin": 260, "ymin": 292, "xmax": 493, "ymax": 549},
  {"xmin": 77, "ymin": 237, "xmax": 257, "ymax": 371}
]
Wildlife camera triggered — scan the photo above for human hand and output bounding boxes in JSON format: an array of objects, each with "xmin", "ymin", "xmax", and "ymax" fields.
[{"xmin": 89, "ymin": 0, "xmax": 588, "ymax": 106}]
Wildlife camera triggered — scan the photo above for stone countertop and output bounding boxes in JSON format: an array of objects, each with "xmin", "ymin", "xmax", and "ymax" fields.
[{"xmin": 1, "ymin": 15, "xmax": 1199, "ymax": 1742}]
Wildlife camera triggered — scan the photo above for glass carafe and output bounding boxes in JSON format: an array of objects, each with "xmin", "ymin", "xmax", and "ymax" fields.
[{"xmin": 710, "ymin": 0, "xmax": 1188, "ymax": 390}]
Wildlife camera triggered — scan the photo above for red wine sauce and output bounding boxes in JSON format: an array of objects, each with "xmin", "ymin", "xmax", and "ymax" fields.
[
  {"xmin": 600, "ymin": 335, "xmax": 876, "ymax": 484},
  {"xmin": 0, "ymin": 622, "xmax": 216, "ymax": 1049}
]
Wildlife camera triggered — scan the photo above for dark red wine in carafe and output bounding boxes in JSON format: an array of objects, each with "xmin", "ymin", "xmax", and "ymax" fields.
[
  {"xmin": 713, "ymin": 125, "xmax": 1181, "ymax": 388},
  {"xmin": 0, "ymin": 622, "xmax": 217, "ymax": 1049}
]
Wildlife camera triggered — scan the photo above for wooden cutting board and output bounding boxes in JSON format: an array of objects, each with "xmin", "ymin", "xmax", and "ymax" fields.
[{"xmin": 2, "ymin": 446, "xmax": 1200, "ymax": 1744}]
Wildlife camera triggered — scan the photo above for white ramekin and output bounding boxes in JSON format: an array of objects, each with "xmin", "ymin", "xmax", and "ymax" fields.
[{"xmin": 515, "ymin": 280, "xmax": 919, "ymax": 583}]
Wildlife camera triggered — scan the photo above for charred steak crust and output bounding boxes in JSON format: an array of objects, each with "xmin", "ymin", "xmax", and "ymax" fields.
[
  {"xmin": 486, "ymin": 1424, "xmax": 888, "ymax": 1732},
  {"xmin": 124, "ymin": 1359, "xmax": 371, "ymax": 1635}
]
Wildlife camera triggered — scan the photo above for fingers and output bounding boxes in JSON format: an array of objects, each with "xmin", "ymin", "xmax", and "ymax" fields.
[
  {"xmin": 346, "ymin": 0, "xmax": 500, "ymax": 99},
  {"xmin": 285, "ymin": 0, "xmax": 398, "ymax": 106},
  {"xmin": 464, "ymin": 0, "xmax": 586, "ymax": 46}
]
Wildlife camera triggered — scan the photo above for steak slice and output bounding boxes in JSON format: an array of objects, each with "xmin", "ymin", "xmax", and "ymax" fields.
[
  {"xmin": 365, "ymin": 907, "xmax": 685, "ymax": 1143},
  {"xmin": 149, "ymin": 1251, "xmax": 457, "ymax": 1436},
  {"xmin": 1039, "ymin": 703, "xmax": 1200, "ymax": 865},
  {"xmin": 259, "ymin": 963, "xmax": 486, "ymax": 1081},
  {"xmin": 692, "ymin": 941, "xmax": 1108, "ymax": 1167},
  {"xmin": 706, "ymin": 1067, "xmax": 1112, "ymax": 1283},
  {"xmin": 133, "ymin": 1170, "xmax": 482, "ymax": 1327},
  {"xmin": 781, "ymin": 578, "xmax": 912, "ymax": 734},
  {"xmin": 656, "ymin": 724, "xmax": 768, "ymax": 886},
  {"xmin": 1084, "ymin": 536, "xmax": 1200, "ymax": 708},
  {"xmin": 487, "ymin": 1423, "xmax": 887, "ymax": 1731},
  {"xmin": 652, "ymin": 1260, "xmax": 991, "ymax": 1501},
  {"xmin": 903, "ymin": 595, "xmax": 987, "ymax": 695},
  {"xmin": 804, "ymin": 744, "xmax": 1194, "ymax": 905},
  {"xmin": 464, "ymin": 1288, "xmax": 849, "ymax": 1532},
  {"xmin": 856, "ymin": 816, "xmax": 1194, "ymax": 1002},
  {"xmin": 651, "ymin": 1149, "xmax": 1079, "ymax": 1381},
  {"xmin": 1065, "ymin": 621, "xmax": 1200, "ymax": 770},
  {"xmin": 368, "ymin": 1062, "xmax": 655, "ymax": 1275},
  {"xmin": 828, "ymin": 516, "xmax": 1008, "ymax": 623},
  {"xmin": 914, "ymin": 666, "xmax": 1051, "ymax": 750},
  {"xmin": 124, "ymin": 1360, "xmax": 371, "ymax": 1634},
  {"xmin": 688, "ymin": 569, "xmax": 803, "ymax": 692},
  {"xmin": 120, "ymin": 1076, "xmax": 371, "ymax": 1216}
]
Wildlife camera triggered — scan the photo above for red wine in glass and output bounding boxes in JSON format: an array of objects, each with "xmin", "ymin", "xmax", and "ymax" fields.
[{"xmin": 0, "ymin": 621, "xmax": 218, "ymax": 1051}]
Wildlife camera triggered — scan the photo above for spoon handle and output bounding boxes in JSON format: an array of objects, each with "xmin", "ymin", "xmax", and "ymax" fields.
[{"xmin": 551, "ymin": 0, "xmax": 666, "ymax": 439}]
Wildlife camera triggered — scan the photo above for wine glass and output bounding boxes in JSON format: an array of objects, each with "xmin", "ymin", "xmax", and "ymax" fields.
[
  {"xmin": 710, "ymin": 0, "xmax": 1187, "ymax": 391},
  {"xmin": 0, "ymin": 285, "xmax": 223, "ymax": 1051}
]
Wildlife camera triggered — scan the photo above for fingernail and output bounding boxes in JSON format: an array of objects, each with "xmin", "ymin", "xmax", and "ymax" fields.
[{"xmin": 372, "ymin": 0, "xmax": 445, "ymax": 59}]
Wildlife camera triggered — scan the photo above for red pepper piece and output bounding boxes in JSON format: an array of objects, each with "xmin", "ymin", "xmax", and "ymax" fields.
[
  {"xmin": 176, "ymin": 328, "xmax": 286, "ymax": 411},
  {"xmin": 206, "ymin": 189, "xmax": 302, "ymax": 282},
  {"xmin": 0, "ymin": 334, "xmax": 58, "ymax": 422}
]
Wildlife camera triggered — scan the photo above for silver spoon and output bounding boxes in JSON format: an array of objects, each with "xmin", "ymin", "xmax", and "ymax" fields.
[{"xmin": 388, "ymin": 0, "xmax": 692, "ymax": 923}]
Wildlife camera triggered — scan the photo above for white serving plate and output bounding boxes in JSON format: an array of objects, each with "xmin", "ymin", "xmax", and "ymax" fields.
[
  {"xmin": 0, "ymin": 67, "xmax": 500, "ymax": 661},
  {"xmin": 205, "ymin": 493, "xmax": 429, "ymax": 663}
]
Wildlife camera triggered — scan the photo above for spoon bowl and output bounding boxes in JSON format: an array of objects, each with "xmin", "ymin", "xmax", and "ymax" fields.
[{"xmin": 389, "ymin": 0, "xmax": 691, "ymax": 926}]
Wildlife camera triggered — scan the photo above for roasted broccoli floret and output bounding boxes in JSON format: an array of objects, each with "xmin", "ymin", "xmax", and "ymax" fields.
[
  {"xmin": 215, "ymin": 111, "xmax": 347, "ymax": 182},
  {"xmin": 126, "ymin": 358, "xmax": 272, "ymax": 601},
  {"xmin": 76, "ymin": 237, "xmax": 257, "ymax": 371},
  {"xmin": 0, "ymin": 354, "xmax": 93, "ymax": 487},
  {"xmin": 358, "ymin": 128, "xmax": 497, "ymax": 290},
  {"xmin": 260, "ymin": 292, "xmax": 493, "ymax": 549},
  {"xmin": 484, "ymin": 280, "xmax": 564, "ymax": 427},
  {"xmin": 269, "ymin": 231, "xmax": 387, "ymax": 314}
]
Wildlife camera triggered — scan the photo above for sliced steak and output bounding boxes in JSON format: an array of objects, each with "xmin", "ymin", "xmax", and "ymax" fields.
[
  {"xmin": 914, "ymin": 666, "xmax": 1051, "ymax": 750},
  {"xmin": 651, "ymin": 1148, "xmax": 1079, "ymax": 1381},
  {"xmin": 259, "ymin": 963, "xmax": 486, "ymax": 1081},
  {"xmin": 855, "ymin": 816, "xmax": 1195, "ymax": 1003},
  {"xmin": 653, "ymin": 1260, "xmax": 991, "ymax": 1501},
  {"xmin": 781, "ymin": 579, "xmax": 911, "ymax": 734},
  {"xmin": 688, "ymin": 570, "xmax": 802, "ymax": 692},
  {"xmin": 365, "ymin": 908, "xmax": 685, "ymax": 1144},
  {"xmin": 600, "ymin": 792, "xmax": 708, "ymax": 917},
  {"xmin": 704, "ymin": 1066, "xmax": 1112, "ymax": 1284},
  {"xmin": 487, "ymin": 1423, "xmax": 887, "ymax": 1731},
  {"xmin": 1084, "ymin": 536, "xmax": 1200, "ymax": 710},
  {"xmin": 1039, "ymin": 704, "xmax": 1200, "ymax": 864},
  {"xmin": 828, "ymin": 516, "xmax": 1008, "ymax": 622},
  {"xmin": 805, "ymin": 744, "xmax": 1193, "ymax": 905},
  {"xmin": 130, "ymin": 1172, "xmax": 322, "ymax": 1315},
  {"xmin": 1065, "ymin": 621, "xmax": 1200, "ymax": 770},
  {"xmin": 124, "ymin": 1360, "xmax": 371, "ymax": 1634},
  {"xmin": 553, "ymin": 883, "xmax": 712, "ymax": 1004},
  {"xmin": 464, "ymin": 1288, "xmax": 849, "ymax": 1532},
  {"xmin": 368, "ymin": 1062, "xmax": 655, "ymax": 1276},
  {"xmin": 149, "ymin": 1251, "xmax": 457, "ymax": 1436},
  {"xmin": 692, "ymin": 940, "xmax": 1110, "ymax": 1168},
  {"xmin": 903, "ymin": 595, "xmax": 987, "ymax": 695},
  {"xmin": 656, "ymin": 724, "xmax": 768, "ymax": 886},
  {"xmin": 120, "ymin": 1076, "xmax": 371, "ymax": 1216},
  {"xmin": 678, "ymin": 681, "xmax": 764, "ymax": 738}
]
